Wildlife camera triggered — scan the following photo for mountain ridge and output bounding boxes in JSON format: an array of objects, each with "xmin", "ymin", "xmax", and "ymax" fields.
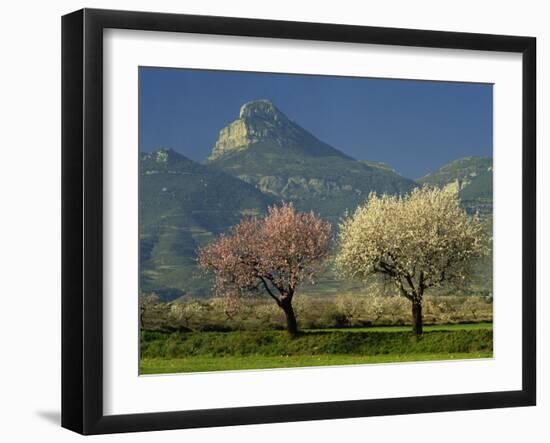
[
  {"xmin": 140, "ymin": 147, "xmax": 274, "ymax": 299},
  {"xmin": 206, "ymin": 99, "xmax": 416, "ymax": 220},
  {"xmin": 417, "ymin": 156, "xmax": 493, "ymax": 216}
]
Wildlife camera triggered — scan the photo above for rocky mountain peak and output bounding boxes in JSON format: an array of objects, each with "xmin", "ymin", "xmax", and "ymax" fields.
[
  {"xmin": 239, "ymin": 99, "xmax": 285, "ymax": 121},
  {"xmin": 208, "ymin": 99, "xmax": 349, "ymax": 161}
]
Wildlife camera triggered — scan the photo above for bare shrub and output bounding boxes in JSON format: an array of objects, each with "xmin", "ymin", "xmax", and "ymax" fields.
[{"xmin": 141, "ymin": 292, "xmax": 492, "ymax": 332}]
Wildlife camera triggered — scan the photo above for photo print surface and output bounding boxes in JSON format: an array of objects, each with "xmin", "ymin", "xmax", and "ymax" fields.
[{"xmin": 138, "ymin": 67, "xmax": 493, "ymax": 375}]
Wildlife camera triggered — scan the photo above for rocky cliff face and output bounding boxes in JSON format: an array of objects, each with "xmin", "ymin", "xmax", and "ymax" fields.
[{"xmin": 208, "ymin": 99, "xmax": 349, "ymax": 160}]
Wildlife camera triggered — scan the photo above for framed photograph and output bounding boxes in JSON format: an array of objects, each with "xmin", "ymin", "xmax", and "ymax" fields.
[{"xmin": 61, "ymin": 8, "xmax": 536, "ymax": 435}]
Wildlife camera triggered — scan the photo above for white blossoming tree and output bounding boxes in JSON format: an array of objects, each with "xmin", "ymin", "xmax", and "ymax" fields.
[{"xmin": 335, "ymin": 187, "xmax": 490, "ymax": 335}]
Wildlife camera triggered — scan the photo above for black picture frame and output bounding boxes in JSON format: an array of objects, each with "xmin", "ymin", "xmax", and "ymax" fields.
[{"xmin": 61, "ymin": 8, "xmax": 536, "ymax": 435}]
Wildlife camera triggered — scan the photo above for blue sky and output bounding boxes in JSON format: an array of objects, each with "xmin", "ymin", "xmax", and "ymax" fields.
[{"xmin": 139, "ymin": 67, "xmax": 492, "ymax": 179}]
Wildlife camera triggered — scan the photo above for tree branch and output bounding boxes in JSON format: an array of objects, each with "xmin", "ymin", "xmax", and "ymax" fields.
[
  {"xmin": 258, "ymin": 276, "xmax": 282, "ymax": 306},
  {"xmin": 377, "ymin": 261, "xmax": 397, "ymax": 277},
  {"xmin": 394, "ymin": 279, "xmax": 413, "ymax": 301},
  {"xmin": 405, "ymin": 273, "xmax": 417, "ymax": 295}
]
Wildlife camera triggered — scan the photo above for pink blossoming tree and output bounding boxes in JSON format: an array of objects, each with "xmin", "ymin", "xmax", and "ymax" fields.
[{"xmin": 197, "ymin": 203, "xmax": 332, "ymax": 336}]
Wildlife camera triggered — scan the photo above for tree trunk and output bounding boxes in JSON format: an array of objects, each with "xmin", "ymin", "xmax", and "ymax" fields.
[
  {"xmin": 280, "ymin": 298, "xmax": 298, "ymax": 337},
  {"xmin": 411, "ymin": 301, "xmax": 423, "ymax": 335}
]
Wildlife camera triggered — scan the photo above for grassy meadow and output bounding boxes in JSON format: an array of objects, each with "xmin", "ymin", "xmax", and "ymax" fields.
[
  {"xmin": 140, "ymin": 323, "xmax": 493, "ymax": 374},
  {"xmin": 141, "ymin": 352, "xmax": 492, "ymax": 374}
]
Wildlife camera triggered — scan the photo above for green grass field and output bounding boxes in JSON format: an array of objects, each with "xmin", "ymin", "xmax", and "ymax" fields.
[
  {"xmin": 141, "ymin": 352, "xmax": 492, "ymax": 374},
  {"xmin": 140, "ymin": 323, "xmax": 493, "ymax": 374}
]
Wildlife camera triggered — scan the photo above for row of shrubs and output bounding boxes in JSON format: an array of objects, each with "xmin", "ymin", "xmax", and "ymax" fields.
[
  {"xmin": 140, "ymin": 292, "xmax": 493, "ymax": 333},
  {"xmin": 140, "ymin": 329, "xmax": 493, "ymax": 359}
]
